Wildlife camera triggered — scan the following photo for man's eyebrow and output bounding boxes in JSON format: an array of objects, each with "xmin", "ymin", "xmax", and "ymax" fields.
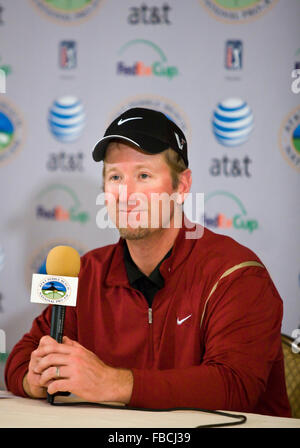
[
  {"xmin": 105, "ymin": 163, "xmax": 154, "ymax": 174},
  {"xmin": 104, "ymin": 166, "xmax": 118, "ymax": 175},
  {"xmin": 133, "ymin": 163, "xmax": 154, "ymax": 170}
]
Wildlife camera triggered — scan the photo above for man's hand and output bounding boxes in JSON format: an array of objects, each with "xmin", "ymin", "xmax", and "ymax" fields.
[
  {"xmin": 23, "ymin": 335, "xmax": 134, "ymax": 403},
  {"xmin": 23, "ymin": 339, "xmax": 50, "ymax": 398}
]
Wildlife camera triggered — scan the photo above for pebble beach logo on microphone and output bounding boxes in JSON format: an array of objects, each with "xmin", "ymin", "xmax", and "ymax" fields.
[{"xmin": 31, "ymin": 274, "xmax": 78, "ymax": 306}]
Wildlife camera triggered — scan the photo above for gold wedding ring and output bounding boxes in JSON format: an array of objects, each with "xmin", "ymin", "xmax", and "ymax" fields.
[{"xmin": 56, "ymin": 366, "xmax": 60, "ymax": 378}]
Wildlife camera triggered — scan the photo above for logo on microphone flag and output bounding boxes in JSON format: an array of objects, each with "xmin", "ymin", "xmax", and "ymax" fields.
[{"xmin": 31, "ymin": 274, "xmax": 78, "ymax": 306}]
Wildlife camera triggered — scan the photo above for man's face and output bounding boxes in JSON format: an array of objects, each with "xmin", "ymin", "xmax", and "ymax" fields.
[{"xmin": 103, "ymin": 141, "xmax": 180, "ymax": 240}]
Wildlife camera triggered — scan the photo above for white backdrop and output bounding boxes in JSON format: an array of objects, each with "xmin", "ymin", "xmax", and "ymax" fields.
[{"xmin": 0, "ymin": 0, "xmax": 299, "ymax": 388}]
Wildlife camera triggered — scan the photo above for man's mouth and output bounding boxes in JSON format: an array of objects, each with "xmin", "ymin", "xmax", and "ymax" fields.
[{"xmin": 118, "ymin": 209, "xmax": 148, "ymax": 213}]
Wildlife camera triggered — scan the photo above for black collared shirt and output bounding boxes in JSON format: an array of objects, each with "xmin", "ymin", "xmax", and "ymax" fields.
[{"xmin": 123, "ymin": 242, "xmax": 172, "ymax": 307}]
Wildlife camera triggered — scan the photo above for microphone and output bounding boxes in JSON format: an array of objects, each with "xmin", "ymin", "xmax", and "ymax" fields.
[
  {"xmin": 30, "ymin": 245, "xmax": 81, "ymax": 404},
  {"xmin": 46, "ymin": 246, "xmax": 81, "ymax": 344}
]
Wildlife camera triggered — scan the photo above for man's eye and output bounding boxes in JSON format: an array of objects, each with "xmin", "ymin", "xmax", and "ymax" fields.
[
  {"xmin": 139, "ymin": 173, "xmax": 150, "ymax": 179},
  {"xmin": 109, "ymin": 175, "xmax": 120, "ymax": 181}
]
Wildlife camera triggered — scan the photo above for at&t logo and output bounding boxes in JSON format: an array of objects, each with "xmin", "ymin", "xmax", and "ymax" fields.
[
  {"xmin": 212, "ymin": 98, "xmax": 254, "ymax": 147},
  {"xmin": 48, "ymin": 96, "xmax": 86, "ymax": 143}
]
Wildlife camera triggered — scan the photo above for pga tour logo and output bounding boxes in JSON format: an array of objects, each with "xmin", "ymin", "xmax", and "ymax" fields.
[{"xmin": 31, "ymin": 274, "xmax": 78, "ymax": 306}]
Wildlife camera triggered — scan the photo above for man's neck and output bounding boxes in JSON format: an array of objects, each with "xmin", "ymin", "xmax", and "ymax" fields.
[{"xmin": 126, "ymin": 226, "xmax": 180, "ymax": 277}]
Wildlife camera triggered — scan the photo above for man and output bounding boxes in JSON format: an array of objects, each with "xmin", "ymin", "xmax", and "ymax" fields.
[{"xmin": 5, "ymin": 108, "xmax": 291, "ymax": 416}]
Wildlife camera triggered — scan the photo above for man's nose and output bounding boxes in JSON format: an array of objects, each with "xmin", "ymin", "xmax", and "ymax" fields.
[
  {"xmin": 118, "ymin": 179, "xmax": 133, "ymax": 202},
  {"xmin": 118, "ymin": 180, "xmax": 146, "ymax": 210}
]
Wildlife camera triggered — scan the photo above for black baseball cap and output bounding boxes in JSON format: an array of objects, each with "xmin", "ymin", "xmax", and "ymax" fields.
[{"xmin": 92, "ymin": 107, "xmax": 188, "ymax": 167}]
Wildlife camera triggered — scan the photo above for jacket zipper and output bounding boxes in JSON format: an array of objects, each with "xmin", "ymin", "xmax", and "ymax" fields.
[
  {"xmin": 148, "ymin": 307, "xmax": 152, "ymax": 324},
  {"xmin": 148, "ymin": 307, "xmax": 154, "ymax": 364},
  {"xmin": 130, "ymin": 288, "xmax": 154, "ymax": 363}
]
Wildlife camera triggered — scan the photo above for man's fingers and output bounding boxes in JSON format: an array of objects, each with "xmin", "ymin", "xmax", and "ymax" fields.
[
  {"xmin": 47, "ymin": 379, "xmax": 70, "ymax": 395},
  {"xmin": 62, "ymin": 336, "xmax": 81, "ymax": 347},
  {"xmin": 34, "ymin": 353, "xmax": 69, "ymax": 374},
  {"xmin": 39, "ymin": 366, "xmax": 59, "ymax": 387},
  {"xmin": 39, "ymin": 365, "xmax": 69, "ymax": 388},
  {"xmin": 35, "ymin": 338, "xmax": 71, "ymax": 358},
  {"xmin": 39, "ymin": 335, "xmax": 57, "ymax": 347}
]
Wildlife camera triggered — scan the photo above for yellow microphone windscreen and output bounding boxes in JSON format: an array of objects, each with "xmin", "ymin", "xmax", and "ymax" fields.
[{"xmin": 46, "ymin": 246, "xmax": 81, "ymax": 277}]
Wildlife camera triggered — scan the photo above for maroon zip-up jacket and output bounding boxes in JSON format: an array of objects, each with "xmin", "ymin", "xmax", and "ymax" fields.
[{"xmin": 5, "ymin": 219, "xmax": 291, "ymax": 417}]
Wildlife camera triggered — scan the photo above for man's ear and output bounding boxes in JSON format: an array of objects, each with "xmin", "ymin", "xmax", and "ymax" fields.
[
  {"xmin": 101, "ymin": 161, "xmax": 106, "ymax": 193},
  {"xmin": 176, "ymin": 169, "xmax": 192, "ymax": 204}
]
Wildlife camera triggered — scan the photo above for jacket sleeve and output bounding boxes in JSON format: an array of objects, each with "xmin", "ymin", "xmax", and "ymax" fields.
[
  {"xmin": 5, "ymin": 305, "xmax": 77, "ymax": 397},
  {"xmin": 128, "ymin": 271, "xmax": 285, "ymax": 412}
]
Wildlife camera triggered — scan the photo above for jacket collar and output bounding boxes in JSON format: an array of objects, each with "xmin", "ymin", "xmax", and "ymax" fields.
[
  {"xmin": 123, "ymin": 240, "xmax": 172, "ymax": 288},
  {"xmin": 104, "ymin": 214, "xmax": 204, "ymax": 287}
]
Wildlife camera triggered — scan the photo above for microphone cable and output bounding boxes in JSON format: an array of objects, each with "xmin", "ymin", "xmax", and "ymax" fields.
[{"xmin": 50, "ymin": 396, "xmax": 247, "ymax": 428}]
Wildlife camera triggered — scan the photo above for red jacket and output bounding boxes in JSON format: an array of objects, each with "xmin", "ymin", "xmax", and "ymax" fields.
[{"xmin": 5, "ymin": 219, "xmax": 291, "ymax": 417}]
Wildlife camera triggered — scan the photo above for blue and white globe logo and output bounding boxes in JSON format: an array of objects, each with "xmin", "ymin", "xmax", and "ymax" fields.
[
  {"xmin": 48, "ymin": 96, "xmax": 86, "ymax": 143},
  {"xmin": 212, "ymin": 98, "xmax": 254, "ymax": 147}
]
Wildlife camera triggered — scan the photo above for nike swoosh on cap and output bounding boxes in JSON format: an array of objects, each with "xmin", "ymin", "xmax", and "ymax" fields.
[
  {"xmin": 177, "ymin": 314, "xmax": 192, "ymax": 325},
  {"xmin": 118, "ymin": 117, "xmax": 143, "ymax": 126}
]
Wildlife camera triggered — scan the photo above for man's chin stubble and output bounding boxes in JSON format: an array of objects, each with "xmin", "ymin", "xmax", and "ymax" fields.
[{"xmin": 118, "ymin": 226, "xmax": 152, "ymax": 240}]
